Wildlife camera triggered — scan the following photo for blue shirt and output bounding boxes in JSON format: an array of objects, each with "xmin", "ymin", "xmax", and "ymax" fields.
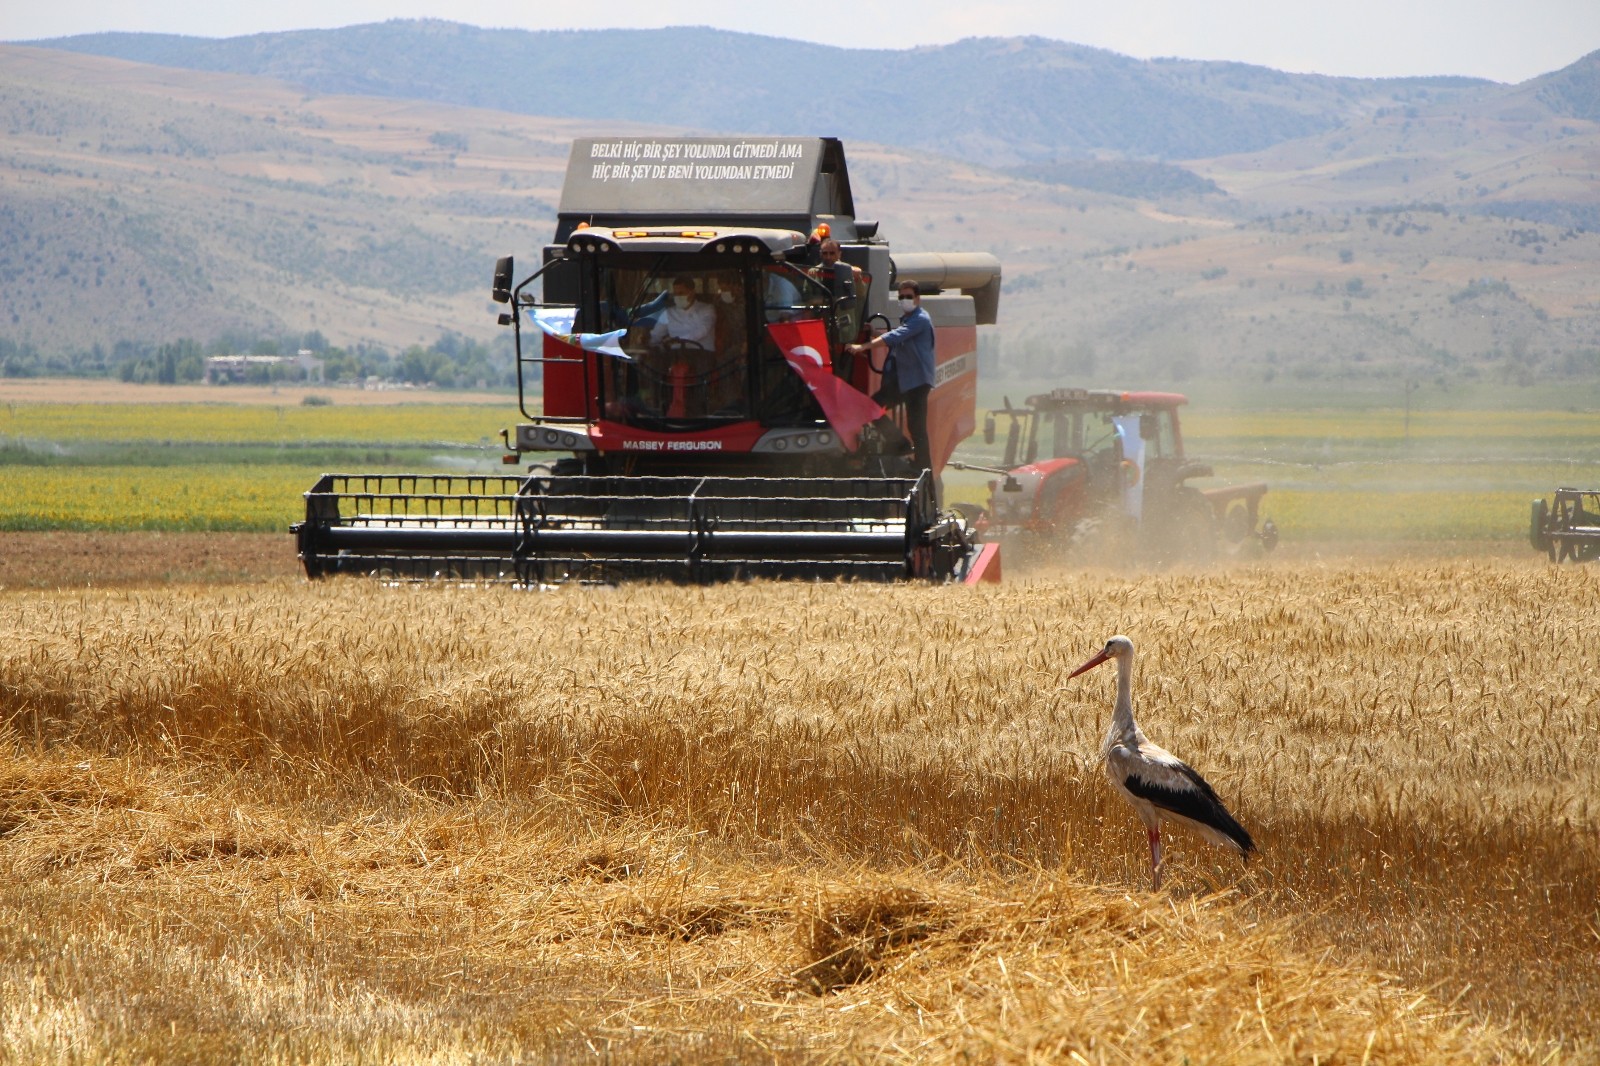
[{"xmin": 879, "ymin": 305, "xmax": 935, "ymax": 391}]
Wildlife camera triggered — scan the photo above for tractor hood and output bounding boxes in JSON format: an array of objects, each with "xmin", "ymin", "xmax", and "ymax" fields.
[{"xmin": 989, "ymin": 458, "xmax": 1081, "ymax": 526}]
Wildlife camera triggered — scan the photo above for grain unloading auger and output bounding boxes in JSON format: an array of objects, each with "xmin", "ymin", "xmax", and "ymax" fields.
[{"xmin": 294, "ymin": 136, "xmax": 1004, "ymax": 585}]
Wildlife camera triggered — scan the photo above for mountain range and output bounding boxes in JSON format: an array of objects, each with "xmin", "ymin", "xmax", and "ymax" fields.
[
  {"xmin": 21, "ymin": 21, "xmax": 1521, "ymax": 165},
  {"xmin": 4, "ymin": 22, "xmax": 1600, "ymax": 386}
]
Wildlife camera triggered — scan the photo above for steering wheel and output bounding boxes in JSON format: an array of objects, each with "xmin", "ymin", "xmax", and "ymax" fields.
[
  {"xmin": 654, "ymin": 337, "xmax": 711, "ymax": 358},
  {"xmin": 862, "ymin": 314, "xmax": 893, "ymax": 372}
]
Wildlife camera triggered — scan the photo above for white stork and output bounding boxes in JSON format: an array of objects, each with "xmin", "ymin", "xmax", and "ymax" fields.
[{"xmin": 1068, "ymin": 635, "xmax": 1255, "ymax": 890}]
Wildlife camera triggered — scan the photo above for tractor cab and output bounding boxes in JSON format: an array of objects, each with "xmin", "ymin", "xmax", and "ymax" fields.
[{"xmin": 983, "ymin": 389, "xmax": 1194, "ymax": 521}]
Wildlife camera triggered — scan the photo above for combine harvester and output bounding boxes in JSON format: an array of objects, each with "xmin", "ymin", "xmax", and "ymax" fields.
[{"xmin": 294, "ymin": 136, "xmax": 1003, "ymax": 584}]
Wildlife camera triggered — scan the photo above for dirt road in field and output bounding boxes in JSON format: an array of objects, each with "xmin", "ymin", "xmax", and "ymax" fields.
[
  {"xmin": 0, "ymin": 531, "xmax": 1527, "ymax": 590},
  {"xmin": 0, "ymin": 532, "xmax": 301, "ymax": 589}
]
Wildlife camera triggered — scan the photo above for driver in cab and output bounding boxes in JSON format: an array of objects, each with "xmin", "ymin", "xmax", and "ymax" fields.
[{"xmin": 649, "ymin": 277, "xmax": 717, "ymax": 351}]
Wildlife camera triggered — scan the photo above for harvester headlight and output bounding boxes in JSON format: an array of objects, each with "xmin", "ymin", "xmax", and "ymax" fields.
[
  {"xmin": 561, "ymin": 433, "xmax": 576, "ymax": 447},
  {"xmin": 715, "ymin": 243, "xmax": 726, "ymax": 253},
  {"xmin": 543, "ymin": 429, "xmax": 560, "ymax": 445},
  {"xmin": 774, "ymin": 439, "xmax": 788, "ymax": 451},
  {"xmin": 819, "ymin": 432, "xmax": 832, "ymax": 446},
  {"xmin": 797, "ymin": 434, "xmax": 809, "ymax": 448}
]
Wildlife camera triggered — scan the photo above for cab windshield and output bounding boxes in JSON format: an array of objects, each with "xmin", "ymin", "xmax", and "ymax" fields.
[{"xmin": 587, "ymin": 260, "xmax": 843, "ymax": 427}]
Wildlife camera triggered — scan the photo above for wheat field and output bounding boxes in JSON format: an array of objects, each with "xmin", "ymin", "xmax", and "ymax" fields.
[{"xmin": 2, "ymin": 556, "xmax": 1597, "ymax": 1063}]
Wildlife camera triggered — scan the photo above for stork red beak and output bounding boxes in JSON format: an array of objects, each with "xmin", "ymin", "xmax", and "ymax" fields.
[{"xmin": 1068, "ymin": 648, "xmax": 1111, "ymax": 679}]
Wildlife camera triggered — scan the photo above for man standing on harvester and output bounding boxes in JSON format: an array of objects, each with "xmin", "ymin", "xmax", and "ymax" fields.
[{"xmin": 848, "ymin": 280, "xmax": 935, "ymax": 475}]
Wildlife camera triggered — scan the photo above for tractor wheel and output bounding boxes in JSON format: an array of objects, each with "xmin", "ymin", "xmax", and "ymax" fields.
[
  {"xmin": 1153, "ymin": 489, "xmax": 1216, "ymax": 566},
  {"xmin": 1070, "ymin": 507, "xmax": 1137, "ymax": 568}
]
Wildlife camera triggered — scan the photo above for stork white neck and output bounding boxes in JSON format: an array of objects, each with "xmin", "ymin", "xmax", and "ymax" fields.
[{"xmin": 1106, "ymin": 650, "xmax": 1139, "ymax": 746}]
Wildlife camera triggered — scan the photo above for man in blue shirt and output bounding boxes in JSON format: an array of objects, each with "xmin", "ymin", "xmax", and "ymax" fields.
[{"xmin": 847, "ymin": 281, "xmax": 935, "ymax": 473}]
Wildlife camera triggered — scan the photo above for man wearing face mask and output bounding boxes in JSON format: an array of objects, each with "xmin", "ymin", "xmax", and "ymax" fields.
[
  {"xmin": 649, "ymin": 276, "xmax": 718, "ymax": 351},
  {"xmin": 846, "ymin": 281, "xmax": 935, "ymax": 475}
]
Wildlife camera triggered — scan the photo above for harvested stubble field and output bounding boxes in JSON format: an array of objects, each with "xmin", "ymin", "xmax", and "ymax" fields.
[{"xmin": 2, "ymin": 557, "xmax": 1597, "ymax": 1063}]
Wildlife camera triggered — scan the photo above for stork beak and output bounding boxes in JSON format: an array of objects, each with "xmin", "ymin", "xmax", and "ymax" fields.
[{"xmin": 1068, "ymin": 648, "xmax": 1111, "ymax": 679}]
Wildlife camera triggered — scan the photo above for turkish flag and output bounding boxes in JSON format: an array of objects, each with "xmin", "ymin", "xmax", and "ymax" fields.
[{"xmin": 767, "ymin": 319, "xmax": 885, "ymax": 451}]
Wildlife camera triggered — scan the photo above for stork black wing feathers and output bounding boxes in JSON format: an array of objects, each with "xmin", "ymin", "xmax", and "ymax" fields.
[{"xmin": 1123, "ymin": 762, "xmax": 1256, "ymax": 855}]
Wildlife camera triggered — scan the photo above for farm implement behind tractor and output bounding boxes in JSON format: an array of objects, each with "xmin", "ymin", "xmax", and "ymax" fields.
[
  {"xmin": 293, "ymin": 136, "xmax": 1003, "ymax": 585},
  {"xmin": 1530, "ymin": 488, "xmax": 1600, "ymax": 562}
]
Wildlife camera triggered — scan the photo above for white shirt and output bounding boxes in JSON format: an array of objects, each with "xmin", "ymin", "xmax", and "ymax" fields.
[{"xmin": 650, "ymin": 299, "xmax": 717, "ymax": 349}]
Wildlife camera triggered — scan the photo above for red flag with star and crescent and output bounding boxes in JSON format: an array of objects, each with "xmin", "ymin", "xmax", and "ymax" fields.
[{"xmin": 766, "ymin": 319, "xmax": 884, "ymax": 451}]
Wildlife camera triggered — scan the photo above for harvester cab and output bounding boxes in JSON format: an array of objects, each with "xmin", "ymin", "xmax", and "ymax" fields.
[{"xmin": 294, "ymin": 137, "xmax": 1005, "ymax": 585}]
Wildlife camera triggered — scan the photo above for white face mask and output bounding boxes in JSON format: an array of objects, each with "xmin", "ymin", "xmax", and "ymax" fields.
[
  {"xmin": 674, "ymin": 294, "xmax": 692, "ymax": 310},
  {"xmin": 899, "ymin": 297, "xmax": 917, "ymax": 313}
]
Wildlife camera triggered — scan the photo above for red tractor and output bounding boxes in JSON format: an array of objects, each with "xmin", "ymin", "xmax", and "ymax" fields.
[{"xmin": 954, "ymin": 388, "xmax": 1277, "ymax": 563}]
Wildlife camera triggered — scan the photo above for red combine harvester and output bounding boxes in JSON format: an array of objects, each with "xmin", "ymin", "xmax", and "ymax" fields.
[
  {"xmin": 953, "ymin": 388, "xmax": 1277, "ymax": 563},
  {"xmin": 294, "ymin": 136, "xmax": 1003, "ymax": 584}
]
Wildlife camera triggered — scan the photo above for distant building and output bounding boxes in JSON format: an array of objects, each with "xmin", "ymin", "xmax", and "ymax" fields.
[{"xmin": 204, "ymin": 350, "xmax": 325, "ymax": 384}]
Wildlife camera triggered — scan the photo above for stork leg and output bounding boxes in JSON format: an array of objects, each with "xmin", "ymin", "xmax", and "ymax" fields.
[{"xmin": 1147, "ymin": 827, "xmax": 1164, "ymax": 891}]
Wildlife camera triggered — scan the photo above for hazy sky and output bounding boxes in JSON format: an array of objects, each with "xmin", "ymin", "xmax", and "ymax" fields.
[{"xmin": 3, "ymin": 0, "xmax": 1597, "ymax": 85}]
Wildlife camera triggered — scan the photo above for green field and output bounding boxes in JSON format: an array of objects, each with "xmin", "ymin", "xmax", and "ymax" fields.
[
  {"xmin": 0, "ymin": 393, "xmax": 1596, "ymax": 542},
  {"xmin": 0, "ymin": 465, "xmax": 316, "ymax": 531},
  {"xmin": 0, "ymin": 401, "xmax": 514, "ymax": 532},
  {"xmin": 0, "ymin": 401, "xmax": 509, "ymax": 451}
]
